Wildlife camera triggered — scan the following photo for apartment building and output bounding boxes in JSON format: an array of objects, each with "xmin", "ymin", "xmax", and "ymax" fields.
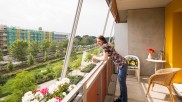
[
  {"xmin": 54, "ymin": 32, "xmax": 69, "ymax": 41},
  {"xmin": 0, "ymin": 25, "xmax": 8, "ymax": 55},
  {"xmin": 0, "ymin": 25, "xmax": 55, "ymax": 55}
]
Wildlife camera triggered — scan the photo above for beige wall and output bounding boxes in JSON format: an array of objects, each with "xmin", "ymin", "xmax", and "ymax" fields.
[{"xmin": 125, "ymin": 8, "xmax": 165, "ymax": 75}]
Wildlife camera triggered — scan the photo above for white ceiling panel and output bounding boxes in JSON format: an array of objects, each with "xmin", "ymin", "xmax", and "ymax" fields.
[{"xmin": 116, "ymin": 0, "xmax": 172, "ymax": 10}]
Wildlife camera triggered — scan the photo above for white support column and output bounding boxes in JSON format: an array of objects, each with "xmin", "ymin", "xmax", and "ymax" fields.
[
  {"xmin": 61, "ymin": 0, "xmax": 83, "ymax": 79},
  {"xmin": 108, "ymin": 21, "xmax": 115, "ymax": 43}
]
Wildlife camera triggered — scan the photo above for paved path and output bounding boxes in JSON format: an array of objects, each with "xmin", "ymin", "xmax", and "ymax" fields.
[
  {"xmin": 38, "ymin": 79, "xmax": 57, "ymax": 89},
  {"xmin": 68, "ymin": 69, "xmax": 85, "ymax": 76}
]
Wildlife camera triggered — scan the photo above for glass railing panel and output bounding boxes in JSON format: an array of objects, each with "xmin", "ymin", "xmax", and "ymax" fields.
[
  {"xmin": 0, "ymin": 0, "xmax": 115, "ymax": 101},
  {"xmin": 0, "ymin": 0, "xmax": 78, "ymax": 102}
]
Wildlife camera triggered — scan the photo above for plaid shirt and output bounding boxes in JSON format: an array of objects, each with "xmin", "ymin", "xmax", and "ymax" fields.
[{"xmin": 102, "ymin": 43, "xmax": 127, "ymax": 68}]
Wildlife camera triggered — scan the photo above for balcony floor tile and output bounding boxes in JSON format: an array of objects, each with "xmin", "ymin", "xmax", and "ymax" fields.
[{"xmin": 114, "ymin": 75, "xmax": 182, "ymax": 102}]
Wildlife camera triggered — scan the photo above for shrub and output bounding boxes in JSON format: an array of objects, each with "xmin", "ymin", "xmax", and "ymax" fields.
[
  {"xmin": 35, "ymin": 72, "xmax": 44, "ymax": 80},
  {"xmin": 0, "ymin": 49, "xmax": 3, "ymax": 61},
  {"xmin": 55, "ymin": 49, "xmax": 60, "ymax": 57},
  {"xmin": 54, "ymin": 66, "xmax": 62, "ymax": 78},
  {"xmin": 0, "ymin": 58, "xmax": 63, "ymax": 85},
  {"xmin": 0, "ymin": 75, "xmax": 12, "ymax": 86},
  {"xmin": 84, "ymin": 52, "xmax": 92, "ymax": 62},
  {"xmin": 81, "ymin": 63, "xmax": 96, "ymax": 73},
  {"xmin": 68, "ymin": 75, "xmax": 83, "ymax": 85},
  {"xmin": 27, "ymin": 53, "xmax": 35, "ymax": 65},
  {"xmin": 44, "ymin": 51, "xmax": 49, "ymax": 61},
  {"xmin": 46, "ymin": 73, "xmax": 55, "ymax": 80},
  {"xmin": 2, "ymin": 71, "xmax": 36, "ymax": 102},
  {"xmin": 7, "ymin": 61, "xmax": 13, "ymax": 71}
]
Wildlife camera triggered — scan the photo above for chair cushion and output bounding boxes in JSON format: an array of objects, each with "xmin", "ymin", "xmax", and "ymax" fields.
[{"xmin": 125, "ymin": 57, "xmax": 138, "ymax": 69}]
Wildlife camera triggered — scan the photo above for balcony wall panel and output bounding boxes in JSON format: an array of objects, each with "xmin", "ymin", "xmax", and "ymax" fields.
[
  {"xmin": 87, "ymin": 78, "xmax": 99, "ymax": 102},
  {"xmin": 101, "ymin": 66, "xmax": 107, "ymax": 102},
  {"xmin": 107, "ymin": 60, "xmax": 112, "ymax": 83}
]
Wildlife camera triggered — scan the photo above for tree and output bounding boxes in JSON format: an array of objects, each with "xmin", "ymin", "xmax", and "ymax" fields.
[
  {"xmin": 49, "ymin": 40, "xmax": 57, "ymax": 52},
  {"xmin": 0, "ymin": 49, "xmax": 3, "ymax": 61},
  {"xmin": 41, "ymin": 40, "xmax": 50, "ymax": 51},
  {"xmin": 27, "ymin": 53, "xmax": 35, "ymax": 65},
  {"xmin": 75, "ymin": 35, "xmax": 82, "ymax": 41},
  {"xmin": 9, "ymin": 40, "xmax": 28, "ymax": 62},
  {"xmin": 80, "ymin": 35, "xmax": 96, "ymax": 45},
  {"xmin": 28, "ymin": 41, "xmax": 39, "ymax": 57},
  {"xmin": 74, "ymin": 35, "xmax": 82, "ymax": 45},
  {"xmin": 40, "ymin": 40, "xmax": 50, "ymax": 57},
  {"xmin": 58, "ymin": 39, "xmax": 68, "ymax": 50},
  {"xmin": 44, "ymin": 51, "xmax": 49, "ymax": 61},
  {"xmin": 73, "ymin": 38, "xmax": 80, "ymax": 46},
  {"xmin": 7, "ymin": 61, "xmax": 13, "ymax": 71},
  {"xmin": 55, "ymin": 49, "xmax": 60, "ymax": 57}
]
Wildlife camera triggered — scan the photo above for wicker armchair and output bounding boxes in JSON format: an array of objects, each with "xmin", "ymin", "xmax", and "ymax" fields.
[{"xmin": 146, "ymin": 68, "xmax": 181, "ymax": 102}]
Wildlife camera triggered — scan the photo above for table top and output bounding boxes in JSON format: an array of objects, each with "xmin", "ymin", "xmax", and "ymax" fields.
[{"xmin": 146, "ymin": 59, "xmax": 166, "ymax": 63}]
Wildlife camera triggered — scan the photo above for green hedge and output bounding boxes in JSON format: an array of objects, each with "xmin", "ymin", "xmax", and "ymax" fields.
[
  {"xmin": 81, "ymin": 63, "xmax": 96, "ymax": 73},
  {"xmin": 68, "ymin": 75, "xmax": 83, "ymax": 85},
  {"xmin": 0, "ymin": 58, "xmax": 63, "ymax": 85}
]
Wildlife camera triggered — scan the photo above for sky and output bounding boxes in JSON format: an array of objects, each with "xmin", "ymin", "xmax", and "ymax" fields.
[{"xmin": 0, "ymin": 0, "xmax": 114, "ymax": 37}]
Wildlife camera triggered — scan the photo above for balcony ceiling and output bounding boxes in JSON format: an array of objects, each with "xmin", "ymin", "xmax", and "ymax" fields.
[{"xmin": 116, "ymin": 0, "xmax": 172, "ymax": 10}]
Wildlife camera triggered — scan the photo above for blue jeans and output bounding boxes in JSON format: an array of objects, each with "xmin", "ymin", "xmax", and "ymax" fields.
[{"xmin": 118, "ymin": 64, "xmax": 128, "ymax": 102}]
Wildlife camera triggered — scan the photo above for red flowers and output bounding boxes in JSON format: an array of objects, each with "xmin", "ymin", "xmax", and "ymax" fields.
[
  {"xmin": 147, "ymin": 48, "xmax": 154, "ymax": 53},
  {"xmin": 56, "ymin": 97, "xmax": 62, "ymax": 102},
  {"xmin": 40, "ymin": 87, "xmax": 49, "ymax": 95}
]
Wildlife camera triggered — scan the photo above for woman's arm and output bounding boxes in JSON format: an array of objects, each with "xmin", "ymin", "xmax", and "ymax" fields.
[{"xmin": 92, "ymin": 52, "xmax": 108, "ymax": 61}]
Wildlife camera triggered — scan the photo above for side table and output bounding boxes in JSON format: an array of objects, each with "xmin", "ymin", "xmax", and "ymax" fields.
[{"xmin": 146, "ymin": 59, "xmax": 166, "ymax": 72}]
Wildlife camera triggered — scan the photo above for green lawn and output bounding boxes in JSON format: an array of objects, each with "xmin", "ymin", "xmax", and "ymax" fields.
[{"xmin": 0, "ymin": 53, "xmax": 83, "ymax": 99}]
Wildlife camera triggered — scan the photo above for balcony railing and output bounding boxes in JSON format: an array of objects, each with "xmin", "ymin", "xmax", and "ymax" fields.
[{"xmin": 62, "ymin": 59, "xmax": 115, "ymax": 102}]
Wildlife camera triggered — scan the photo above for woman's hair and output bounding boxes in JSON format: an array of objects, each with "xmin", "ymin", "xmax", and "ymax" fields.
[{"xmin": 97, "ymin": 35, "xmax": 107, "ymax": 44}]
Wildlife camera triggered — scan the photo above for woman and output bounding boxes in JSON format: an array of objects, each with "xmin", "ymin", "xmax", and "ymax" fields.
[{"xmin": 92, "ymin": 35, "xmax": 128, "ymax": 102}]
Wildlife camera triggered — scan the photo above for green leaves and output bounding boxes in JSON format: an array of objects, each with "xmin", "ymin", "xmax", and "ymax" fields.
[
  {"xmin": 0, "ymin": 49, "xmax": 3, "ymax": 61},
  {"xmin": 27, "ymin": 53, "xmax": 35, "ymax": 65},
  {"xmin": 40, "ymin": 40, "xmax": 50, "ymax": 54},
  {"xmin": 58, "ymin": 39, "xmax": 68, "ymax": 50},
  {"xmin": 84, "ymin": 52, "xmax": 92, "ymax": 62},
  {"xmin": 28, "ymin": 41, "xmax": 39, "ymax": 57},
  {"xmin": 49, "ymin": 40, "xmax": 57, "ymax": 52},
  {"xmin": 74, "ymin": 35, "xmax": 96, "ymax": 46},
  {"xmin": 8, "ymin": 40, "xmax": 28, "ymax": 62},
  {"xmin": 2, "ymin": 71, "xmax": 36, "ymax": 102},
  {"xmin": 7, "ymin": 61, "xmax": 13, "ymax": 71},
  {"xmin": 81, "ymin": 63, "xmax": 96, "ymax": 73}
]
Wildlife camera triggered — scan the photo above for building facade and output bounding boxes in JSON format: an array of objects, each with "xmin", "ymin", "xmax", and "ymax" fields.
[
  {"xmin": 0, "ymin": 25, "xmax": 54, "ymax": 55},
  {"xmin": 54, "ymin": 32, "xmax": 69, "ymax": 41},
  {"xmin": 0, "ymin": 25, "xmax": 8, "ymax": 55}
]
